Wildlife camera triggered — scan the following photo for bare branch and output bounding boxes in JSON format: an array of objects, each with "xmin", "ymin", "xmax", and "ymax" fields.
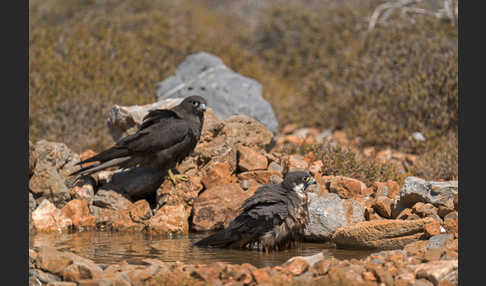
[{"xmin": 368, "ymin": 0, "xmax": 458, "ymax": 31}]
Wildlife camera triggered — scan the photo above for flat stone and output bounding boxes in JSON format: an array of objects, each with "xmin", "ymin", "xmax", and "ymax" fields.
[{"xmin": 331, "ymin": 218, "xmax": 433, "ymax": 250}]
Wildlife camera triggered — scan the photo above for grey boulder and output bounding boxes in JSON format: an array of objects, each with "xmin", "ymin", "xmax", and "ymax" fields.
[
  {"xmin": 399, "ymin": 176, "xmax": 458, "ymax": 209},
  {"xmin": 155, "ymin": 52, "xmax": 278, "ymax": 135},
  {"xmin": 304, "ymin": 192, "xmax": 365, "ymax": 242}
]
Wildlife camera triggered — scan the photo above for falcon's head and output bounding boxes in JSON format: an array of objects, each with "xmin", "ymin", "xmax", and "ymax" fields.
[
  {"xmin": 282, "ymin": 171, "xmax": 316, "ymax": 197},
  {"xmin": 180, "ymin": 95, "xmax": 207, "ymax": 117}
]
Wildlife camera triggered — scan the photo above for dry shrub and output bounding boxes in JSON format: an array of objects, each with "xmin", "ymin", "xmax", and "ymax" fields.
[
  {"xmin": 283, "ymin": 142, "xmax": 405, "ymax": 186},
  {"xmin": 30, "ymin": 0, "xmax": 457, "ymax": 179},
  {"xmin": 410, "ymin": 132, "xmax": 458, "ymax": 181},
  {"xmin": 249, "ymin": 1, "xmax": 458, "ymax": 153}
]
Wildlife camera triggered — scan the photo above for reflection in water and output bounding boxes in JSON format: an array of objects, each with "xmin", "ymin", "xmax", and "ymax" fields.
[{"xmin": 29, "ymin": 231, "xmax": 377, "ymax": 268}]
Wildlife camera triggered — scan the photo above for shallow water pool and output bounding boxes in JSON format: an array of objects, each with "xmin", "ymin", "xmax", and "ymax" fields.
[{"xmin": 29, "ymin": 231, "xmax": 377, "ymax": 268}]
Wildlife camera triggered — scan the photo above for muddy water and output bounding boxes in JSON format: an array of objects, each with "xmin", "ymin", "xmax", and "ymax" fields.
[{"xmin": 29, "ymin": 231, "xmax": 377, "ymax": 268}]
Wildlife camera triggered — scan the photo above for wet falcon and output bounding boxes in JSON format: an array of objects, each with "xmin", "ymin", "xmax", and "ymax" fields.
[
  {"xmin": 194, "ymin": 170, "xmax": 316, "ymax": 252},
  {"xmin": 69, "ymin": 95, "xmax": 207, "ymax": 185}
]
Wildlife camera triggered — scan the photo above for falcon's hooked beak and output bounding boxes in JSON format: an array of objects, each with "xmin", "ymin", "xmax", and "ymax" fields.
[{"xmin": 198, "ymin": 103, "xmax": 207, "ymax": 113}]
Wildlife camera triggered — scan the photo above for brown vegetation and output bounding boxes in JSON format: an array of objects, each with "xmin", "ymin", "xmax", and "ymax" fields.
[{"xmin": 29, "ymin": 0, "xmax": 457, "ymax": 180}]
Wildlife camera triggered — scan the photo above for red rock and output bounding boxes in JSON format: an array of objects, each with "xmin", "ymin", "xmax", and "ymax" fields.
[
  {"xmin": 192, "ymin": 183, "xmax": 252, "ymax": 231},
  {"xmin": 331, "ymin": 130, "xmax": 348, "ymax": 146},
  {"xmin": 89, "ymin": 206, "xmax": 120, "ymax": 230},
  {"xmin": 362, "ymin": 187, "xmax": 375, "ymax": 197},
  {"xmin": 327, "ymin": 264, "xmax": 366, "ymax": 285},
  {"xmin": 404, "ymin": 240, "xmax": 428, "ymax": 259},
  {"xmin": 386, "ymin": 252, "xmax": 405, "ymax": 267},
  {"xmin": 438, "ymin": 205, "xmax": 455, "ymax": 218},
  {"xmin": 35, "ymin": 246, "xmax": 73, "ymax": 275},
  {"xmin": 423, "ymin": 248, "xmax": 443, "ymax": 262},
  {"xmin": 438, "ymin": 280, "xmax": 457, "ymax": 286},
  {"xmin": 122, "ymin": 269, "xmax": 155, "ymax": 285},
  {"xmin": 311, "ymin": 258, "xmax": 333, "ymax": 276},
  {"xmin": 412, "ymin": 202, "xmax": 439, "ymax": 218},
  {"xmin": 376, "ymin": 148, "xmax": 392, "ymax": 163},
  {"xmin": 238, "ymin": 170, "xmax": 282, "ymax": 184},
  {"xmin": 284, "ymin": 135, "xmax": 304, "ymax": 146},
  {"xmin": 282, "ymin": 124, "xmax": 299, "ymax": 134},
  {"xmin": 156, "ymin": 176, "xmax": 203, "ymax": 208},
  {"xmin": 201, "ymin": 161, "xmax": 235, "ymax": 189},
  {"xmin": 396, "ymin": 208, "xmax": 421, "ymax": 220},
  {"xmin": 304, "ymin": 151, "xmax": 316, "ymax": 165},
  {"xmin": 185, "ymin": 262, "xmax": 226, "ymax": 284},
  {"xmin": 283, "ymin": 257, "xmax": 309, "ymax": 276},
  {"xmin": 237, "ymin": 146, "xmax": 268, "ymax": 171},
  {"xmin": 60, "ymin": 199, "xmax": 96, "ymax": 230},
  {"xmin": 395, "ymin": 272, "xmax": 416, "ymax": 286},
  {"xmin": 76, "ymin": 279, "xmax": 130, "ymax": 286},
  {"xmin": 362, "ymin": 271, "xmax": 376, "ymax": 281},
  {"xmin": 443, "ymin": 217, "xmax": 458, "ymax": 235},
  {"xmin": 324, "ymin": 176, "xmax": 366, "ymax": 199},
  {"xmin": 70, "ymin": 183, "xmax": 95, "ymax": 205},
  {"xmin": 62, "ymin": 263, "xmax": 103, "ymax": 281},
  {"xmin": 93, "ymin": 190, "xmax": 133, "ymax": 211},
  {"xmin": 372, "ymin": 180, "xmax": 400, "ymax": 199},
  {"xmin": 32, "ymin": 200, "xmax": 73, "ymax": 232},
  {"xmin": 371, "ymin": 265, "xmax": 394, "ymax": 285},
  {"xmin": 47, "ymin": 282, "xmax": 77, "ymax": 286},
  {"xmin": 372, "ymin": 196, "xmax": 393, "ymax": 218},
  {"xmin": 415, "ymin": 260, "xmax": 458, "ymax": 285},
  {"xmin": 148, "ymin": 205, "xmax": 189, "ymax": 235},
  {"xmin": 424, "ymin": 221, "xmax": 442, "ymax": 238},
  {"xmin": 251, "ymin": 267, "xmax": 272, "ymax": 284},
  {"xmin": 453, "ymin": 194, "xmax": 458, "ymax": 211},
  {"xmin": 287, "ymin": 154, "xmax": 308, "ymax": 171},
  {"xmin": 304, "ymin": 136, "xmax": 316, "ymax": 145},
  {"xmin": 112, "ymin": 209, "xmax": 145, "ymax": 232},
  {"xmin": 220, "ymin": 264, "xmax": 254, "ymax": 284},
  {"xmin": 129, "ymin": 200, "xmax": 152, "ymax": 223}
]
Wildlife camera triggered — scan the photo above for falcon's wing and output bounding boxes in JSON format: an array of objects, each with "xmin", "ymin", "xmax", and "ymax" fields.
[
  {"xmin": 139, "ymin": 109, "xmax": 180, "ymax": 130},
  {"xmin": 228, "ymin": 185, "xmax": 291, "ymax": 235},
  {"xmin": 194, "ymin": 185, "xmax": 292, "ymax": 248},
  {"xmin": 118, "ymin": 117, "xmax": 190, "ymax": 154},
  {"xmin": 77, "ymin": 116, "xmax": 190, "ymax": 165}
]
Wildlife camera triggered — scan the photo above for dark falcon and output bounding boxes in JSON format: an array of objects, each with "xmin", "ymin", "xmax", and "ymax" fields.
[
  {"xmin": 69, "ymin": 95, "xmax": 207, "ymax": 184},
  {"xmin": 194, "ymin": 171, "xmax": 316, "ymax": 252}
]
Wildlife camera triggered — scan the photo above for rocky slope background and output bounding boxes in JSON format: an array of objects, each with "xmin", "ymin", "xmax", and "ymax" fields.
[{"xmin": 29, "ymin": 0, "xmax": 458, "ymax": 285}]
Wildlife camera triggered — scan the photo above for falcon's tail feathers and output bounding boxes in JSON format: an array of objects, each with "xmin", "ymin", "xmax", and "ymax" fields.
[
  {"xmin": 193, "ymin": 230, "xmax": 238, "ymax": 248},
  {"xmin": 69, "ymin": 156, "xmax": 132, "ymax": 178},
  {"xmin": 75, "ymin": 147, "xmax": 131, "ymax": 166}
]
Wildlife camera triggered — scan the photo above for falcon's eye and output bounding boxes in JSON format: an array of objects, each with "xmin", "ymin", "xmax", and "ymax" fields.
[{"xmin": 192, "ymin": 101, "xmax": 200, "ymax": 107}]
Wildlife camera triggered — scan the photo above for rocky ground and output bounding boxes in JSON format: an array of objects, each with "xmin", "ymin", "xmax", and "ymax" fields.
[{"xmin": 29, "ymin": 106, "xmax": 458, "ymax": 286}]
